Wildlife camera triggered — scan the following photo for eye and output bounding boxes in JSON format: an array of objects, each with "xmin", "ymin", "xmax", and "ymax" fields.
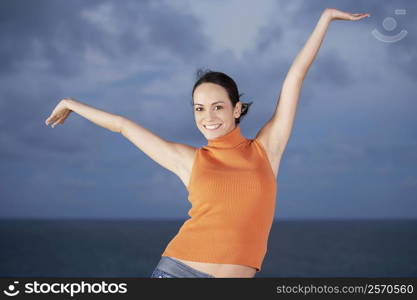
[
  {"xmin": 195, "ymin": 105, "xmax": 223, "ymax": 111},
  {"xmin": 195, "ymin": 106, "xmax": 223, "ymax": 112}
]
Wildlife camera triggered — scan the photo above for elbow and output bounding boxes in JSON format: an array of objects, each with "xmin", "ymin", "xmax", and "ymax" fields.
[
  {"xmin": 115, "ymin": 115, "xmax": 126, "ymax": 134},
  {"xmin": 287, "ymin": 67, "xmax": 306, "ymax": 81}
]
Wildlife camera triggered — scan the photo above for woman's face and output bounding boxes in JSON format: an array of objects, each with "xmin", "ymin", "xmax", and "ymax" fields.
[{"xmin": 193, "ymin": 82, "xmax": 242, "ymax": 140}]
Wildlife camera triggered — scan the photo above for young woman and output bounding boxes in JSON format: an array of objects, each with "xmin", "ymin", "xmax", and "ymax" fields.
[{"xmin": 45, "ymin": 8, "xmax": 370, "ymax": 278}]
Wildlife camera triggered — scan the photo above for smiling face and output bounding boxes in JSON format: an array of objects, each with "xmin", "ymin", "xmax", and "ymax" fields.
[{"xmin": 193, "ymin": 82, "xmax": 242, "ymax": 140}]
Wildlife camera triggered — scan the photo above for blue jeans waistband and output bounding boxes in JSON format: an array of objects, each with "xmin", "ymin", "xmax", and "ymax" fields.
[{"xmin": 155, "ymin": 256, "xmax": 215, "ymax": 278}]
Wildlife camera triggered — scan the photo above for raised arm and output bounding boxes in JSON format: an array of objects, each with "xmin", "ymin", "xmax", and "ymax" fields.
[
  {"xmin": 255, "ymin": 8, "xmax": 370, "ymax": 161},
  {"xmin": 45, "ymin": 98, "xmax": 187, "ymax": 176},
  {"xmin": 45, "ymin": 98, "xmax": 123, "ymax": 132}
]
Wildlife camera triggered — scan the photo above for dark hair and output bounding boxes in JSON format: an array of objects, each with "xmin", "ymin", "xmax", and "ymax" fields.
[{"xmin": 191, "ymin": 68, "xmax": 253, "ymax": 125}]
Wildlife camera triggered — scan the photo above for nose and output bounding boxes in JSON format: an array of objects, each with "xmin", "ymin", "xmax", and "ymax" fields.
[{"xmin": 203, "ymin": 108, "xmax": 216, "ymax": 121}]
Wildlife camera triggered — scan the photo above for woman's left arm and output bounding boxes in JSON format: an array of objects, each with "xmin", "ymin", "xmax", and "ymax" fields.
[{"xmin": 255, "ymin": 8, "xmax": 370, "ymax": 158}]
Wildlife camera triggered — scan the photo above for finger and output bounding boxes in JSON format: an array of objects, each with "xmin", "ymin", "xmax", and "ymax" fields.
[
  {"xmin": 45, "ymin": 116, "xmax": 52, "ymax": 125},
  {"xmin": 57, "ymin": 112, "xmax": 69, "ymax": 124},
  {"xmin": 46, "ymin": 116, "xmax": 55, "ymax": 125},
  {"xmin": 352, "ymin": 14, "xmax": 367, "ymax": 20},
  {"xmin": 51, "ymin": 116, "xmax": 63, "ymax": 128},
  {"xmin": 58, "ymin": 111, "xmax": 70, "ymax": 124},
  {"xmin": 46, "ymin": 116, "xmax": 58, "ymax": 126}
]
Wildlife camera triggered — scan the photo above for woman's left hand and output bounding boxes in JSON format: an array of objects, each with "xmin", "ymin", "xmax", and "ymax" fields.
[{"xmin": 325, "ymin": 8, "xmax": 370, "ymax": 21}]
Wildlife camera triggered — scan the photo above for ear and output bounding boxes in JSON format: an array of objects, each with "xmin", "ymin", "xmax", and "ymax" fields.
[{"xmin": 234, "ymin": 101, "xmax": 242, "ymax": 118}]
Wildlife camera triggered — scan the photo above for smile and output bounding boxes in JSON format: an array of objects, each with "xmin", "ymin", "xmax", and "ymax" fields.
[{"xmin": 204, "ymin": 124, "xmax": 222, "ymax": 130}]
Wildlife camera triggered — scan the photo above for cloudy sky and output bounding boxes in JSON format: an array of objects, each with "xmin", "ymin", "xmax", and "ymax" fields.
[{"xmin": 1, "ymin": 0, "xmax": 416, "ymax": 220}]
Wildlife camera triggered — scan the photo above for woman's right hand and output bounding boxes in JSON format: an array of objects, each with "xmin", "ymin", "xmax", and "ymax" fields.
[{"xmin": 45, "ymin": 98, "xmax": 74, "ymax": 128}]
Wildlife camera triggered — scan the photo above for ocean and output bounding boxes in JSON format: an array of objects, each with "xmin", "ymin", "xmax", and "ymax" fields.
[{"xmin": 0, "ymin": 219, "xmax": 416, "ymax": 278}]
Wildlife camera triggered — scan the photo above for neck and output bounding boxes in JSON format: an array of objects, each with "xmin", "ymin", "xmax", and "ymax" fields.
[{"xmin": 207, "ymin": 125, "xmax": 246, "ymax": 149}]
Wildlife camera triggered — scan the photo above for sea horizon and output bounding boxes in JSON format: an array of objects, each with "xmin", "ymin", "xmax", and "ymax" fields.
[{"xmin": 1, "ymin": 218, "xmax": 416, "ymax": 278}]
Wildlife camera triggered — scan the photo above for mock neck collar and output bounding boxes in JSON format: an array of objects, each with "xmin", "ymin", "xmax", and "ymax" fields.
[{"xmin": 206, "ymin": 125, "xmax": 246, "ymax": 149}]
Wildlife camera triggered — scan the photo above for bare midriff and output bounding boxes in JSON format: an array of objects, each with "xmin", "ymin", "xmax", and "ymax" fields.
[{"xmin": 173, "ymin": 257, "xmax": 257, "ymax": 278}]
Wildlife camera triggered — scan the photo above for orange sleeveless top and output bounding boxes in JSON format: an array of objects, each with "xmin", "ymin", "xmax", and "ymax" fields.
[{"xmin": 161, "ymin": 125, "xmax": 277, "ymax": 272}]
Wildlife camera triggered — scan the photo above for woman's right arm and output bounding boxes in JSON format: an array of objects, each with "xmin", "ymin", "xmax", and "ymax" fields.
[
  {"xmin": 67, "ymin": 98, "xmax": 123, "ymax": 132},
  {"xmin": 119, "ymin": 117, "xmax": 191, "ymax": 175},
  {"xmin": 45, "ymin": 98, "xmax": 123, "ymax": 132},
  {"xmin": 45, "ymin": 98, "xmax": 188, "ymax": 175}
]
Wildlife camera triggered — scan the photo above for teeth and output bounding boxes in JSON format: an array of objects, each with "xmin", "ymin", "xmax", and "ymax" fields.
[{"xmin": 204, "ymin": 124, "xmax": 221, "ymax": 130}]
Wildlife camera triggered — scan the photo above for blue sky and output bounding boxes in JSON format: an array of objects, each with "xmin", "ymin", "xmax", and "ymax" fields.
[{"xmin": 0, "ymin": 0, "xmax": 416, "ymax": 220}]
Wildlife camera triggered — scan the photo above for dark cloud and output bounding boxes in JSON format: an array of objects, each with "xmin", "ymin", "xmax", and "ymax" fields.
[
  {"xmin": 308, "ymin": 50, "xmax": 354, "ymax": 86},
  {"xmin": 254, "ymin": 25, "xmax": 284, "ymax": 54},
  {"xmin": 0, "ymin": 0, "xmax": 99, "ymax": 77},
  {"xmin": 0, "ymin": 0, "xmax": 208, "ymax": 78}
]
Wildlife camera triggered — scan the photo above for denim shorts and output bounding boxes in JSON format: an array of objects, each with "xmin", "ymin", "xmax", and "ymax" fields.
[{"xmin": 150, "ymin": 256, "xmax": 215, "ymax": 278}]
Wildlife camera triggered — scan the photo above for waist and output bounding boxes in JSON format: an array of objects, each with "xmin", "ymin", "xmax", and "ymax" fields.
[{"xmin": 172, "ymin": 257, "xmax": 257, "ymax": 278}]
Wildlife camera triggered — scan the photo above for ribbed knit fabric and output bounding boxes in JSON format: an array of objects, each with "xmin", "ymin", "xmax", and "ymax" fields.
[{"xmin": 161, "ymin": 125, "xmax": 277, "ymax": 272}]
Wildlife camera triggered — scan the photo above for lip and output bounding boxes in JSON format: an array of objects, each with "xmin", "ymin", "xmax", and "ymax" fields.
[{"xmin": 203, "ymin": 123, "xmax": 222, "ymax": 131}]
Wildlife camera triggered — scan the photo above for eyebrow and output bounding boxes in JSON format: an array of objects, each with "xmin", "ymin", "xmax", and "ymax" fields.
[{"xmin": 193, "ymin": 101, "xmax": 225, "ymax": 106}]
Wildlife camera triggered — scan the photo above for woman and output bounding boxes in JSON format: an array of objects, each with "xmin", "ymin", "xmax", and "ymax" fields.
[{"xmin": 45, "ymin": 8, "xmax": 370, "ymax": 278}]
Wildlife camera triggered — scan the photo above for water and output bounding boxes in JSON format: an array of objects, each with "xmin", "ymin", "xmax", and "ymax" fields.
[{"xmin": 0, "ymin": 219, "xmax": 416, "ymax": 277}]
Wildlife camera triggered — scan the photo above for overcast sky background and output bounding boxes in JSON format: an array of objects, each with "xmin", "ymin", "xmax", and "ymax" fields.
[{"xmin": 0, "ymin": 0, "xmax": 416, "ymax": 220}]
